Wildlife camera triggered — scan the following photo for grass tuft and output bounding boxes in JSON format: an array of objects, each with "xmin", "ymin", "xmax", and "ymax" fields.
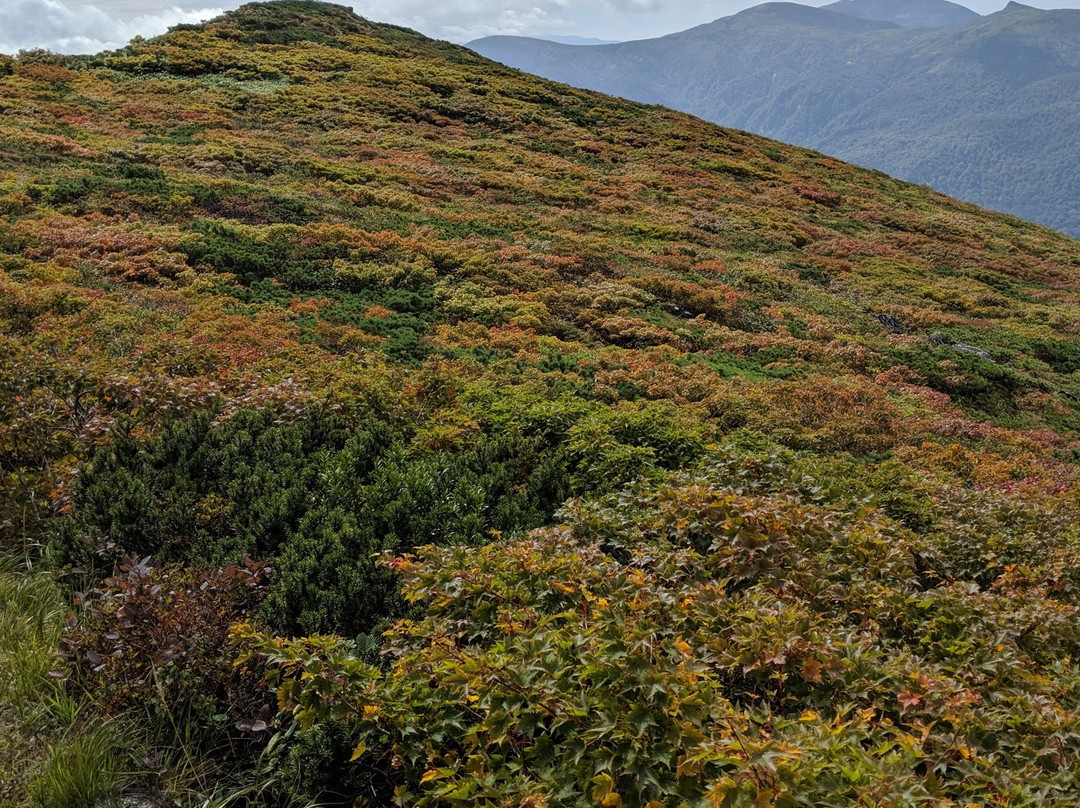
[
  {"xmin": 0, "ymin": 556, "xmax": 126, "ymax": 808},
  {"xmin": 29, "ymin": 725, "xmax": 122, "ymax": 808}
]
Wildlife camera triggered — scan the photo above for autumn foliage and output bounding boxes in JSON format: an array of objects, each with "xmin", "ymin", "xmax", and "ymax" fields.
[{"xmin": 3, "ymin": 1, "xmax": 1080, "ymax": 804}]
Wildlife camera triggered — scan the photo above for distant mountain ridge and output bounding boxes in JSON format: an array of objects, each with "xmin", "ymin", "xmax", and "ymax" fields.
[
  {"xmin": 823, "ymin": 0, "xmax": 980, "ymax": 27},
  {"xmin": 469, "ymin": 0, "xmax": 1080, "ymax": 236},
  {"xmin": 537, "ymin": 35, "xmax": 621, "ymax": 45}
]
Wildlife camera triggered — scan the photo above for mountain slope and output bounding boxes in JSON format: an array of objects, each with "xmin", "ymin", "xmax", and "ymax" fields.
[
  {"xmin": 3, "ymin": 2, "xmax": 1080, "ymax": 805},
  {"xmin": 469, "ymin": 2, "xmax": 1080, "ymax": 237}
]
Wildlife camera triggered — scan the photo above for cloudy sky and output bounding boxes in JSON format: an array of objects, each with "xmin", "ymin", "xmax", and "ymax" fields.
[{"xmin": 4, "ymin": 0, "xmax": 1080, "ymax": 54}]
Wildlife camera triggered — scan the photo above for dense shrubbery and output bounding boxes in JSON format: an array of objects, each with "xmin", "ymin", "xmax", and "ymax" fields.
[{"xmin": 252, "ymin": 443, "xmax": 1080, "ymax": 807}]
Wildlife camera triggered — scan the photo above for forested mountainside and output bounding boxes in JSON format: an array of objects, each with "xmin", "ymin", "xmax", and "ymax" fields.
[
  {"xmin": 469, "ymin": 1, "xmax": 1080, "ymax": 237},
  {"xmin": 4, "ymin": 2, "xmax": 1080, "ymax": 805}
]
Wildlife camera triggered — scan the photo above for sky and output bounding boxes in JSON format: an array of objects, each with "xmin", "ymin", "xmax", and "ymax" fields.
[{"xmin": 3, "ymin": 0, "xmax": 1080, "ymax": 55}]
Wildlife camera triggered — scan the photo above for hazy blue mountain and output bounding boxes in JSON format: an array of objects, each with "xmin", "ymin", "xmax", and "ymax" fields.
[
  {"xmin": 469, "ymin": 1, "xmax": 1080, "ymax": 236},
  {"xmin": 823, "ymin": 0, "xmax": 980, "ymax": 27},
  {"xmin": 537, "ymin": 35, "xmax": 620, "ymax": 45}
]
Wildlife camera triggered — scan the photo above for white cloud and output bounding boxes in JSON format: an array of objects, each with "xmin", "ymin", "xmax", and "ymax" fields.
[
  {"xmin": 0, "ymin": 0, "xmax": 226, "ymax": 54},
  {"xmin": 605, "ymin": 0, "xmax": 663, "ymax": 11},
  {"xmin": 444, "ymin": 6, "xmax": 576, "ymax": 40},
  {"xmin": 350, "ymin": 0, "xmax": 577, "ymax": 41}
]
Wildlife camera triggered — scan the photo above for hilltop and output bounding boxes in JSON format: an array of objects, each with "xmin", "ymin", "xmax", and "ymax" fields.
[
  {"xmin": 3, "ymin": 2, "xmax": 1080, "ymax": 805},
  {"xmin": 469, "ymin": 0, "xmax": 1080, "ymax": 237}
]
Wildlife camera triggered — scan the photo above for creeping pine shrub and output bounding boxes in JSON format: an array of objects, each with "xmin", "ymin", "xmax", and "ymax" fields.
[
  {"xmin": 59, "ymin": 557, "xmax": 273, "ymax": 748},
  {"xmin": 66, "ymin": 399, "xmax": 707, "ymax": 638}
]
